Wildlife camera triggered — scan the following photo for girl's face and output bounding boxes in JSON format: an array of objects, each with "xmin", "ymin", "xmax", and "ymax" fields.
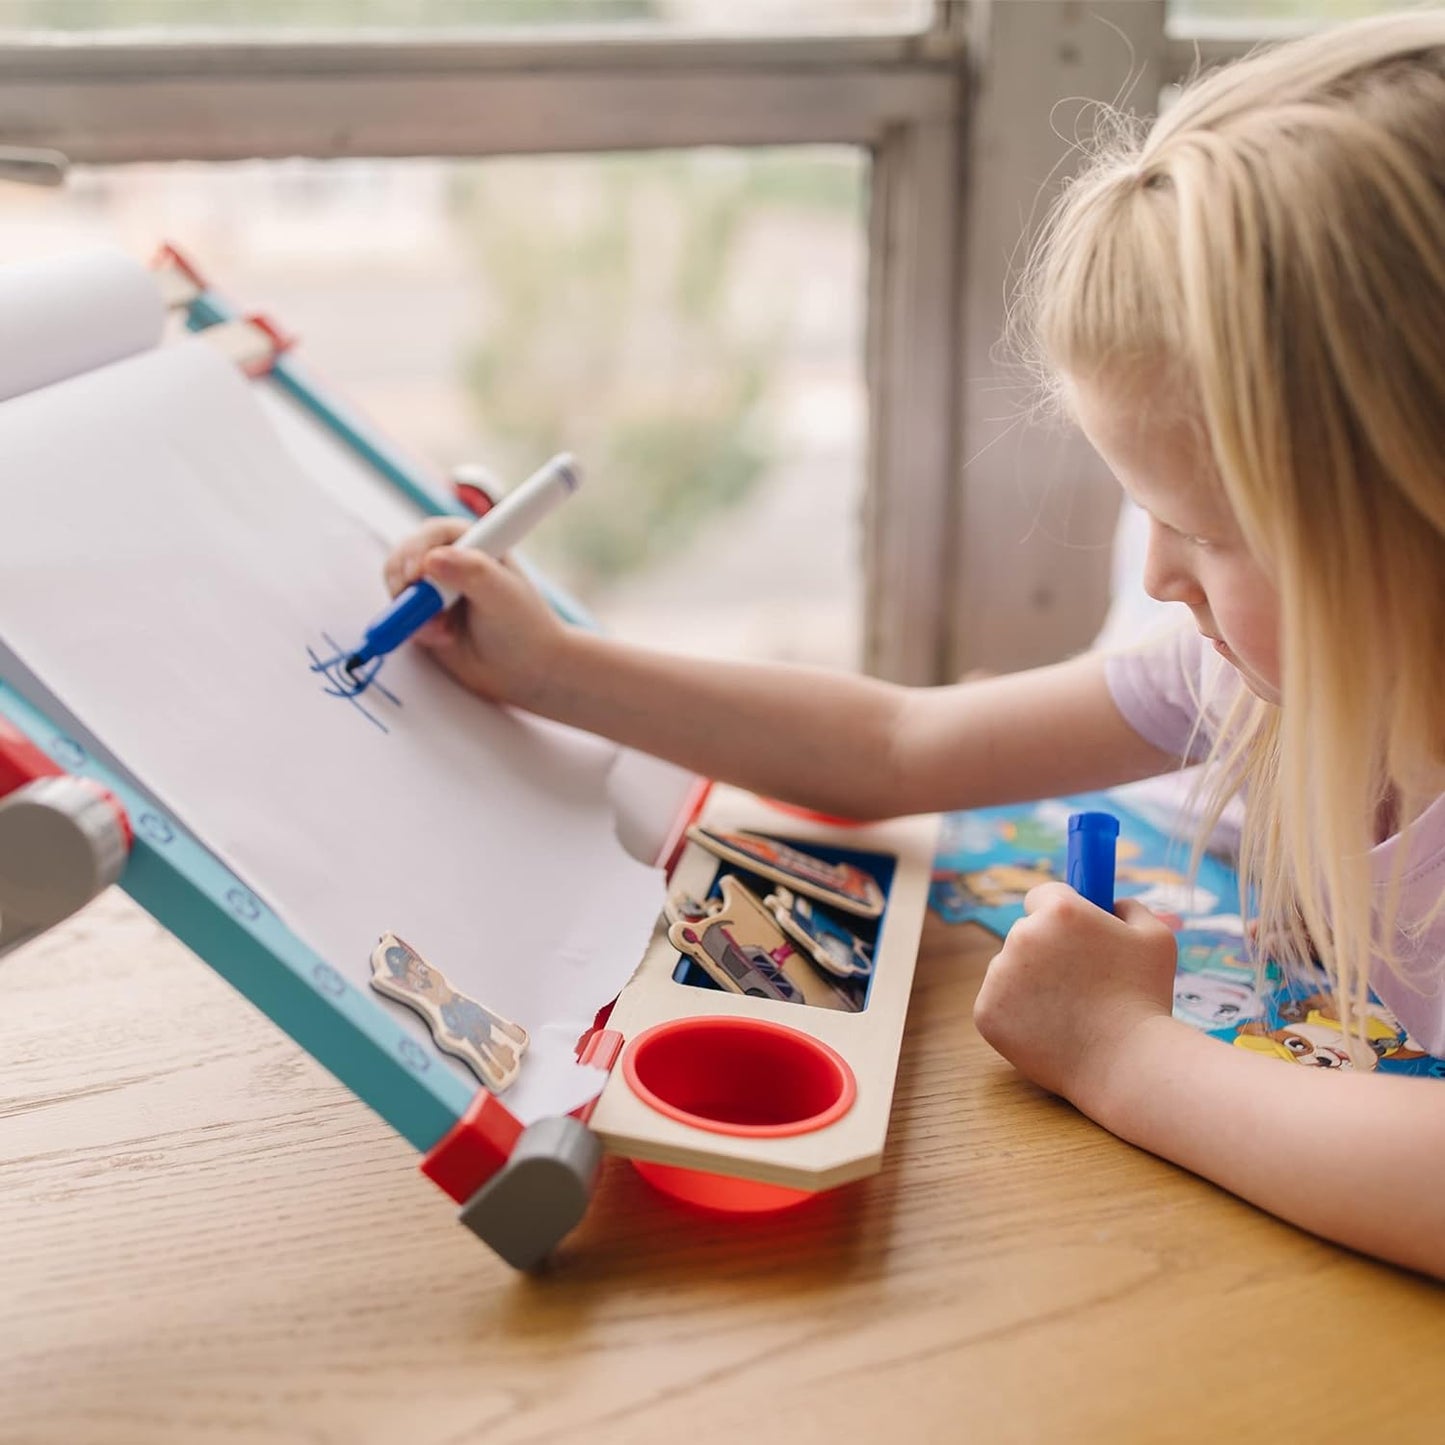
[{"xmin": 1071, "ymin": 376, "xmax": 1282, "ymax": 704}]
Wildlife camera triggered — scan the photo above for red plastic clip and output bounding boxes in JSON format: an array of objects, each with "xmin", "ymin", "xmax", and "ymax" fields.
[
  {"xmin": 0, "ymin": 717, "xmax": 133, "ymax": 849},
  {"xmin": 419, "ymin": 1090, "xmax": 525, "ymax": 1205},
  {"xmin": 572, "ymin": 1028, "xmax": 625, "ymax": 1126},
  {"xmin": 151, "ymin": 241, "xmax": 209, "ymax": 292},
  {"xmin": 0, "ymin": 716, "xmax": 61, "ymax": 799},
  {"xmin": 237, "ymin": 313, "xmax": 298, "ymax": 379},
  {"xmin": 658, "ymin": 775, "xmax": 715, "ymax": 877},
  {"xmin": 453, "ymin": 479, "xmax": 497, "ymax": 519}
]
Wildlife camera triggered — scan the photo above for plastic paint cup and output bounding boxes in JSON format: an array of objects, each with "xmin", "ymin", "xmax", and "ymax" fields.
[{"xmin": 621, "ymin": 1015, "xmax": 857, "ymax": 1213}]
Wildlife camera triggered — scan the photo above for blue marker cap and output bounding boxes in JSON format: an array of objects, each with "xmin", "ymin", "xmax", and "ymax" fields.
[
  {"xmin": 1067, "ymin": 811, "xmax": 1119, "ymax": 913},
  {"xmin": 345, "ymin": 578, "xmax": 446, "ymax": 672}
]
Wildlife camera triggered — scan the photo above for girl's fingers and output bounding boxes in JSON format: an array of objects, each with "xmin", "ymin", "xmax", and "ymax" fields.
[
  {"xmin": 384, "ymin": 518, "xmax": 470, "ymax": 595},
  {"xmin": 1113, "ymin": 897, "xmax": 1170, "ymax": 936},
  {"xmin": 421, "ymin": 545, "xmax": 507, "ymax": 601},
  {"xmin": 412, "ymin": 614, "xmax": 453, "ymax": 647},
  {"xmin": 1022, "ymin": 881, "xmax": 1076, "ymax": 915}
]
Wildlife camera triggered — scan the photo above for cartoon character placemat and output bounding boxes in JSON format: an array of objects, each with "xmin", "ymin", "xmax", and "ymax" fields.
[{"xmin": 931, "ymin": 793, "xmax": 1444, "ymax": 1078}]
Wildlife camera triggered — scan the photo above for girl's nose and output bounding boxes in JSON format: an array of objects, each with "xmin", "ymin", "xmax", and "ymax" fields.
[{"xmin": 1142, "ymin": 523, "xmax": 1204, "ymax": 607}]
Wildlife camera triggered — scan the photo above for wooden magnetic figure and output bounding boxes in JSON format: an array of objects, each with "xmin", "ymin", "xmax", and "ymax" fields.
[
  {"xmin": 369, "ymin": 932, "xmax": 529, "ymax": 1093},
  {"xmin": 685, "ymin": 826, "xmax": 885, "ymax": 918},
  {"xmin": 669, "ymin": 875, "xmax": 861, "ymax": 1012},
  {"xmin": 765, "ymin": 886, "xmax": 875, "ymax": 980}
]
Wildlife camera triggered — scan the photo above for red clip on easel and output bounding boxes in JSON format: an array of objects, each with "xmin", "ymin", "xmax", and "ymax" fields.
[{"xmin": 0, "ymin": 719, "xmax": 132, "ymax": 958}]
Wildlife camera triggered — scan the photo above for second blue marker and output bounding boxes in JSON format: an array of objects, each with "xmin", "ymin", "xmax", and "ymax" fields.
[{"xmin": 1066, "ymin": 811, "xmax": 1119, "ymax": 913}]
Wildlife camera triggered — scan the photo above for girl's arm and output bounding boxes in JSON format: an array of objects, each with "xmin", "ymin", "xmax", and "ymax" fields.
[
  {"xmin": 1103, "ymin": 1017, "xmax": 1445, "ymax": 1279},
  {"xmin": 521, "ymin": 634, "xmax": 1172, "ymax": 821},
  {"xmin": 400, "ymin": 527, "xmax": 1177, "ymax": 820},
  {"xmin": 975, "ymin": 883, "xmax": 1445, "ymax": 1280}
]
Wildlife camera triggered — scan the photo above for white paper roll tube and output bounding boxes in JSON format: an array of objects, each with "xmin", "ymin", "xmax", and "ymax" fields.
[{"xmin": 0, "ymin": 247, "xmax": 166, "ymax": 405}]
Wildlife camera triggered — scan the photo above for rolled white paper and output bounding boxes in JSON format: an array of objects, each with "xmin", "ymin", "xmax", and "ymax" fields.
[{"xmin": 0, "ymin": 247, "xmax": 165, "ymax": 405}]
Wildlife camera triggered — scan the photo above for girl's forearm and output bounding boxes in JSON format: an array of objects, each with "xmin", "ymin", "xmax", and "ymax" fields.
[
  {"xmin": 528, "ymin": 631, "xmax": 915, "ymax": 819},
  {"xmin": 1089, "ymin": 1016, "xmax": 1445, "ymax": 1279},
  {"xmin": 522, "ymin": 636, "xmax": 1174, "ymax": 821}
]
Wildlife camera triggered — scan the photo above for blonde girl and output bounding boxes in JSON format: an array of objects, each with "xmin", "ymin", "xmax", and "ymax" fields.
[{"xmin": 383, "ymin": 12, "xmax": 1445, "ymax": 1278}]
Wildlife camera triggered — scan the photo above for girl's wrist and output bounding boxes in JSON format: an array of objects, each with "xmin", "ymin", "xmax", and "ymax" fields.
[
  {"xmin": 518, "ymin": 623, "xmax": 597, "ymax": 718},
  {"xmin": 1074, "ymin": 1009, "xmax": 1190, "ymax": 1136}
]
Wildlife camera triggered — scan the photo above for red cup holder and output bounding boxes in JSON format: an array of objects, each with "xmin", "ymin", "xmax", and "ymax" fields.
[
  {"xmin": 622, "ymin": 1015, "xmax": 856, "ymax": 1138},
  {"xmin": 622, "ymin": 1016, "xmax": 857, "ymax": 1214},
  {"xmin": 630, "ymin": 1159, "xmax": 816, "ymax": 1214}
]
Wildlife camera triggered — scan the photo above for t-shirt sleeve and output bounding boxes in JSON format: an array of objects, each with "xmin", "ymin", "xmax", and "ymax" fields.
[{"xmin": 1104, "ymin": 625, "xmax": 1218, "ymax": 764}]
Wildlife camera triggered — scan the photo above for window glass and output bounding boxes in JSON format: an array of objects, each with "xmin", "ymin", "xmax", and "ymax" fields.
[
  {"xmin": 0, "ymin": 149, "xmax": 867, "ymax": 667},
  {"xmin": 1170, "ymin": 1, "xmax": 1406, "ymax": 23},
  {"xmin": 0, "ymin": 1, "xmax": 932, "ymax": 37}
]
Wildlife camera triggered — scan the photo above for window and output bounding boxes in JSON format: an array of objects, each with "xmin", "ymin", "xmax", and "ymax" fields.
[
  {"xmin": 0, "ymin": 3, "xmax": 961, "ymax": 681},
  {"xmin": 3, "ymin": 148, "xmax": 868, "ymax": 665},
  {"xmin": 0, "ymin": 0, "xmax": 933, "ymax": 37},
  {"xmin": 1171, "ymin": 1, "xmax": 1406, "ymax": 23}
]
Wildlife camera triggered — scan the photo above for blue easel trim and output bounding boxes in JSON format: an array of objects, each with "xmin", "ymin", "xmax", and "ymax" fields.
[
  {"xmin": 0, "ymin": 682, "xmax": 473, "ymax": 1150},
  {"xmin": 183, "ymin": 293, "xmax": 593, "ymax": 630},
  {"xmin": 184, "ymin": 292, "xmax": 452, "ymax": 519}
]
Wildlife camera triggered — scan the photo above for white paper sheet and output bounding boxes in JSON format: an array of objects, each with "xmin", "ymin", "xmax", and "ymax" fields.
[
  {"xmin": 0, "ymin": 248, "xmax": 164, "ymax": 405},
  {"xmin": 0, "ymin": 338, "xmax": 666, "ymax": 1123}
]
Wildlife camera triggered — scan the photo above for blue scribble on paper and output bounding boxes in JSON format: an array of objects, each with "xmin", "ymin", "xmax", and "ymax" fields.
[{"xmin": 307, "ymin": 632, "xmax": 401, "ymax": 734}]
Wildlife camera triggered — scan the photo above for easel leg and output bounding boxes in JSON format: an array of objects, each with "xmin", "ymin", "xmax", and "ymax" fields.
[{"xmin": 457, "ymin": 1116, "xmax": 603, "ymax": 1271}]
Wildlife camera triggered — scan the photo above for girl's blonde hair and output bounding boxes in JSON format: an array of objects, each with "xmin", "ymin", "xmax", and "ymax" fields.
[{"xmin": 1023, "ymin": 11, "xmax": 1445, "ymax": 1036}]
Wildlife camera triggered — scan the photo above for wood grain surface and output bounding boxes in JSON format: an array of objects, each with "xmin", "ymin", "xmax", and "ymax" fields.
[{"xmin": 3, "ymin": 891, "xmax": 1441, "ymax": 1445}]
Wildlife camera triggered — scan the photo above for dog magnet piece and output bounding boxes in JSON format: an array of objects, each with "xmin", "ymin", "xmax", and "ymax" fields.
[{"xmin": 369, "ymin": 932, "xmax": 528, "ymax": 1092}]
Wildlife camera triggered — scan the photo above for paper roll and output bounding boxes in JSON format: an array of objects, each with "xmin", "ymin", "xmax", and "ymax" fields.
[{"xmin": 0, "ymin": 248, "xmax": 165, "ymax": 405}]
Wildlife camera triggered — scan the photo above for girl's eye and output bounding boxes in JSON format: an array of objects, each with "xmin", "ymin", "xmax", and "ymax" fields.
[{"xmin": 1157, "ymin": 518, "xmax": 1214, "ymax": 549}]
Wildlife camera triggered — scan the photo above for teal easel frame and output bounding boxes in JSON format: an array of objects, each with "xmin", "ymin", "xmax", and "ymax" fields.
[{"xmin": 0, "ymin": 271, "xmax": 590, "ymax": 1152}]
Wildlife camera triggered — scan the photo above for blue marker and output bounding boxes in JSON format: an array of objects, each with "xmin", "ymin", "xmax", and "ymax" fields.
[
  {"xmin": 344, "ymin": 453, "xmax": 581, "ymax": 675},
  {"xmin": 1067, "ymin": 811, "xmax": 1119, "ymax": 913}
]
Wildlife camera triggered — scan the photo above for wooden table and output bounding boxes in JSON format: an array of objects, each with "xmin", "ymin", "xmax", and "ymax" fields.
[{"xmin": 3, "ymin": 891, "xmax": 1441, "ymax": 1445}]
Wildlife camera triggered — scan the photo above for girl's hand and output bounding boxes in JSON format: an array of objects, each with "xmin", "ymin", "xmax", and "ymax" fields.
[
  {"xmin": 972, "ymin": 883, "xmax": 1179, "ymax": 1116},
  {"xmin": 381, "ymin": 518, "xmax": 571, "ymax": 707}
]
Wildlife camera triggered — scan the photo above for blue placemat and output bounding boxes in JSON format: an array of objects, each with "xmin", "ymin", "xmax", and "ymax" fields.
[{"xmin": 931, "ymin": 793, "xmax": 1444, "ymax": 1077}]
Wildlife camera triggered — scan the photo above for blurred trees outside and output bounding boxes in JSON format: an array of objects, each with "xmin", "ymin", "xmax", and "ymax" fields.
[
  {"xmin": 452, "ymin": 151, "xmax": 862, "ymax": 597},
  {"xmin": 0, "ymin": 1, "xmax": 657, "ymax": 28},
  {"xmin": 1171, "ymin": 1, "xmax": 1411, "ymax": 21}
]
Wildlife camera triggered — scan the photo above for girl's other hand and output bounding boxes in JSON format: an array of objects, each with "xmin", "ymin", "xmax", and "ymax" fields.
[
  {"xmin": 381, "ymin": 518, "xmax": 571, "ymax": 707},
  {"xmin": 973, "ymin": 883, "xmax": 1179, "ymax": 1116}
]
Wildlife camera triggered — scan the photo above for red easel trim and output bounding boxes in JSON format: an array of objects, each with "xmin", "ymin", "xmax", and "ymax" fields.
[{"xmin": 419, "ymin": 1090, "xmax": 524, "ymax": 1205}]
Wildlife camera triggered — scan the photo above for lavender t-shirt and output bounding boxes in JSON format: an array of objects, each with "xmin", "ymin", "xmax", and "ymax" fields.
[{"xmin": 1106, "ymin": 625, "xmax": 1445, "ymax": 1056}]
